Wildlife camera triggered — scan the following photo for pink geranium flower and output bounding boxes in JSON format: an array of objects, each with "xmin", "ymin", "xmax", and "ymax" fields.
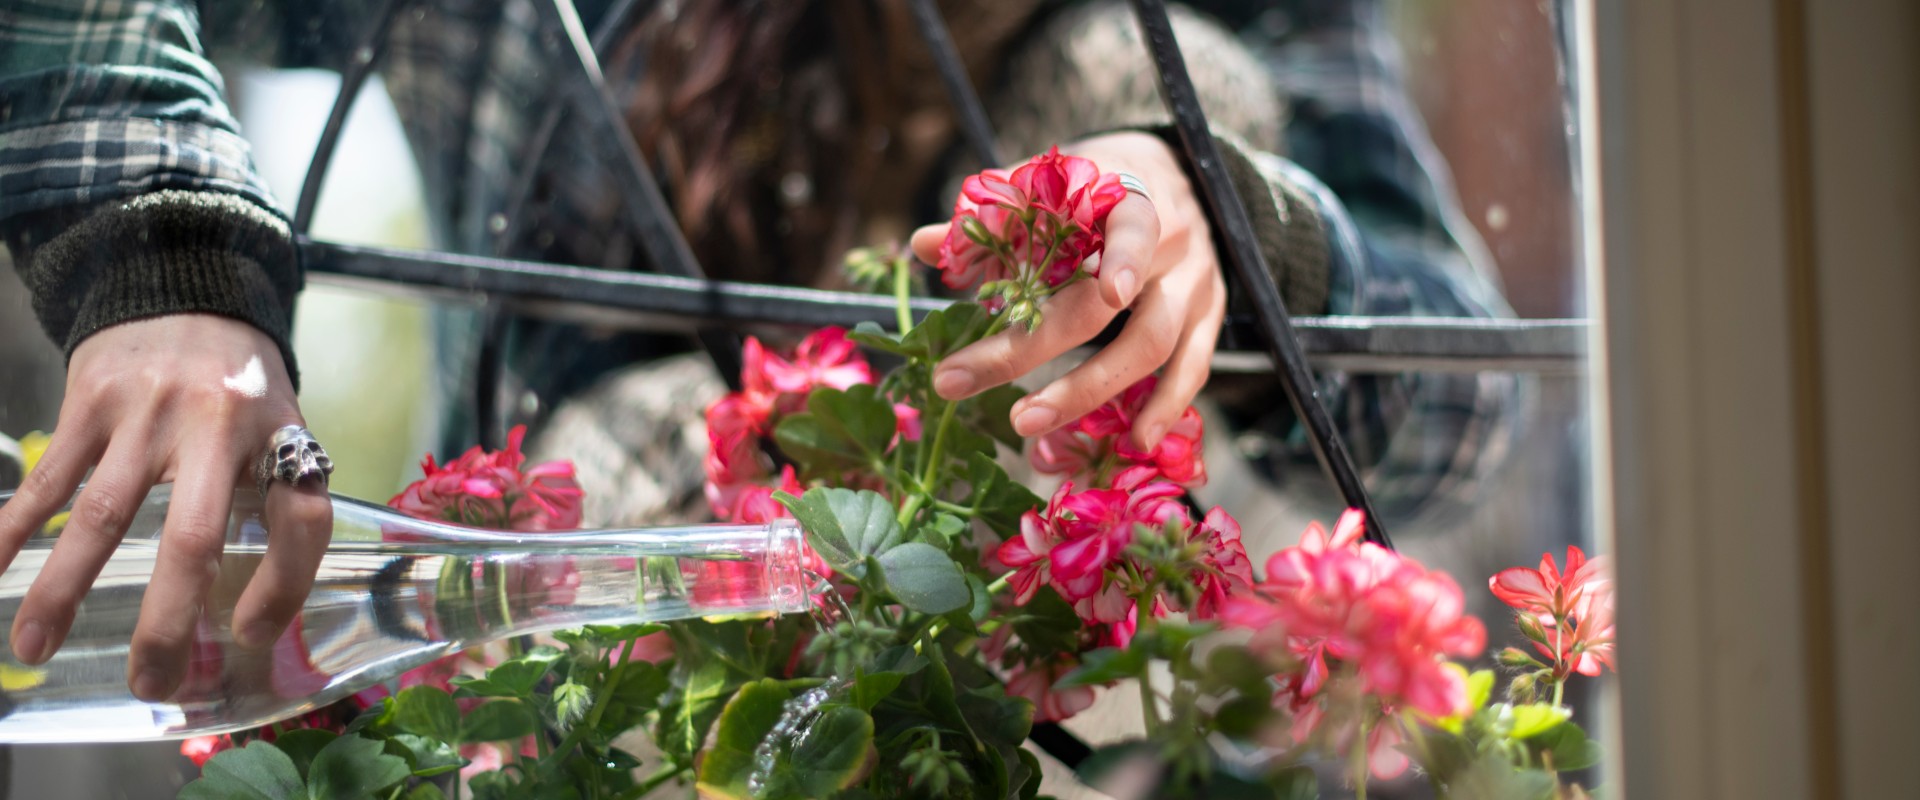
[
  {"xmin": 1029, "ymin": 376, "xmax": 1207, "ymax": 488},
  {"xmin": 388, "ymin": 426, "xmax": 583, "ymax": 531},
  {"xmin": 1185, "ymin": 507, "xmax": 1254, "ymax": 621},
  {"xmin": 1223, "ymin": 511, "xmax": 1486, "ymax": 721},
  {"xmin": 999, "ymin": 475, "xmax": 1188, "ymax": 613},
  {"xmin": 1489, "ymin": 545, "xmax": 1610, "ymax": 622},
  {"xmin": 937, "ymin": 146, "xmax": 1125, "ymax": 293},
  {"xmin": 1006, "ymin": 658, "xmax": 1097, "ymax": 723}
]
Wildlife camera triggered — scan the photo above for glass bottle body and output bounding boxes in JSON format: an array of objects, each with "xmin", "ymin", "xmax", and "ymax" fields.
[{"xmin": 0, "ymin": 486, "xmax": 809, "ymax": 743}]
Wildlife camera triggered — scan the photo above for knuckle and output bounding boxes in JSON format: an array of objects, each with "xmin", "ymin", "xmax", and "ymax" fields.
[
  {"xmin": 73, "ymin": 488, "xmax": 134, "ymax": 538},
  {"xmin": 166, "ymin": 523, "xmax": 228, "ymax": 561},
  {"xmin": 132, "ymin": 622, "xmax": 193, "ymax": 658}
]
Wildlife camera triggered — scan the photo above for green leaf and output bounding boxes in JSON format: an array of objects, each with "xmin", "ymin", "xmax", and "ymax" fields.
[
  {"xmin": 1211, "ymin": 696, "xmax": 1275, "ymax": 738},
  {"xmin": 448, "ymin": 676, "xmax": 517, "ymax": 699},
  {"xmin": 392, "ymin": 686, "xmax": 461, "ymax": 742},
  {"xmin": 695, "ymin": 680, "xmax": 792, "ymax": 799},
  {"xmin": 850, "ymin": 673, "xmax": 909, "ymax": 715},
  {"xmin": 1508, "ymin": 703, "xmax": 1572, "ymax": 740},
  {"xmin": 964, "ymin": 384, "xmax": 1027, "ymax": 450},
  {"xmin": 1531, "ymin": 720, "xmax": 1603, "ymax": 772},
  {"xmin": 848, "ymin": 321, "xmax": 911, "ymax": 355},
  {"xmin": 180, "ymin": 740, "xmax": 304, "ymax": 800},
  {"xmin": 773, "ymin": 385, "xmax": 898, "ymax": 474},
  {"xmin": 1008, "ymin": 586, "xmax": 1082, "ymax": 659},
  {"xmin": 901, "ymin": 302, "xmax": 989, "ymax": 361},
  {"xmin": 913, "ymin": 512, "xmax": 969, "ymax": 548},
  {"xmin": 777, "ymin": 487, "xmax": 903, "ymax": 574},
  {"xmin": 580, "ymin": 622, "xmax": 666, "ymax": 642},
  {"xmin": 873, "ymin": 542, "xmax": 970, "ymax": 614},
  {"xmin": 963, "ymin": 453, "xmax": 1043, "ymax": 540},
  {"xmin": 271, "ymin": 728, "xmax": 338, "ymax": 782},
  {"xmin": 659, "ymin": 656, "xmax": 743, "ymax": 763},
  {"xmin": 1466, "ymin": 669, "xmax": 1497, "ymax": 713},
  {"xmin": 480, "ymin": 647, "xmax": 564, "ymax": 697},
  {"xmin": 387, "ymin": 734, "xmax": 465, "ymax": 778},
  {"xmin": 400, "ymin": 786, "xmax": 446, "ymax": 800},
  {"xmin": 1076, "ymin": 742, "xmax": 1163, "ymax": 793},
  {"xmin": 1055, "ymin": 646, "xmax": 1149, "ymax": 689},
  {"xmin": 461, "ymin": 701, "xmax": 539, "ymax": 743},
  {"xmin": 1443, "ymin": 751, "xmax": 1559, "ymax": 800},
  {"xmin": 552, "ymin": 681, "xmax": 594, "ymax": 731},
  {"xmin": 788, "ymin": 705, "xmax": 875, "ymax": 796},
  {"xmin": 307, "ymin": 733, "xmax": 411, "ymax": 800}
]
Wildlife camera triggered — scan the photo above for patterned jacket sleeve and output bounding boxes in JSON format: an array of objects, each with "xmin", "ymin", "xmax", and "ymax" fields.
[
  {"xmin": 988, "ymin": 0, "xmax": 1522, "ymax": 525},
  {"xmin": 0, "ymin": 0, "xmax": 301, "ymax": 381}
]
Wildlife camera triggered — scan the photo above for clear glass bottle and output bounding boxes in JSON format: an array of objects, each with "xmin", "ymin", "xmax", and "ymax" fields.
[{"xmin": 0, "ymin": 486, "xmax": 811, "ymax": 743}]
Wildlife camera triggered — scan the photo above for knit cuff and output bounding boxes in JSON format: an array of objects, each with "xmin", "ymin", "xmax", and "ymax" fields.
[
  {"xmin": 1140, "ymin": 126, "xmax": 1332, "ymax": 315},
  {"xmin": 6, "ymin": 190, "xmax": 303, "ymax": 387}
]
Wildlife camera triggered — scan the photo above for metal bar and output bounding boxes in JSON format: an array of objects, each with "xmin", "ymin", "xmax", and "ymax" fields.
[
  {"xmin": 299, "ymin": 238, "xmax": 1587, "ymax": 372},
  {"xmin": 902, "ymin": 0, "xmax": 1003, "ymax": 167},
  {"xmin": 535, "ymin": 0, "xmax": 744, "ymax": 384},
  {"xmin": 1127, "ymin": 0, "xmax": 1391, "ymax": 548},
  {"xmin": 495, "ymin": 0, "xmax": 651, "ymax": 251},
  {"xmin": 292, "ymin": 0, "xmax": 406, "ymax": 234}
]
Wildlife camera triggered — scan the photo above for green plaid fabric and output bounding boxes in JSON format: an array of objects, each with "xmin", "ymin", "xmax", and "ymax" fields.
[
  {"xmin": 0, "ymin": 0, "xmax": 1522, "ymax": 526},
  {"xmin": 0, "ymin": 0, "xmax": 282, "ymax": 220}
]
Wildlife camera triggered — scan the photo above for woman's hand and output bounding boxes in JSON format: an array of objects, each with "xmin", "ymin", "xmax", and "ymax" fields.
[
  {"xmin": 0, "ymin": 314, "xmax": 331, "ymax": 701},
  {"xmin": 910, "ymin": 131, "xmax": 1225, "ymax": 451}
]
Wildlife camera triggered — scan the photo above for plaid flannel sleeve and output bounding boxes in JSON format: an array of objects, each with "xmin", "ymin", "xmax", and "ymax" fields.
[
  {"xmin": 1233, "ymin": 0, "xmax": 1525, "ymax": 526},
  {"xmin": 0, "ymin": 0, "xmax": 301, "ymax": 379},
  {"xmin": 0, "ymin": 0, "xmax": 280, "ymax": 219}
]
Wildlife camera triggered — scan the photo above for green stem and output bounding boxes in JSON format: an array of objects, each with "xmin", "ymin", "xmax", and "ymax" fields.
[
  {"xmin": 1137, "ymin": 671, "xmax": 1160, "ymax": 736},
  {"xmin": 1354, "ymin": 714, "xmax": 1371, "ymax": 800},
  {"xmin": 618, "ymin": 764, "xmax": 692, "ymax": 799},
  {"xmin": 895, "ymin": 251, "xmax": 915, "ymax": 334},
  {"xmin": 1552, "ymin": 676, "xmax": 1566, "ymax": 709},
  {"xmin": 541, "ymin": 637, "xmax": 639, "ymax": 779}
]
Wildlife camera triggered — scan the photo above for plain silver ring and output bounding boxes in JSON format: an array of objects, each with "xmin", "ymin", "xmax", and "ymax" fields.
[{"xmin": 1114, "ymin": 171, "xmax": 1153, "ymax": 205}]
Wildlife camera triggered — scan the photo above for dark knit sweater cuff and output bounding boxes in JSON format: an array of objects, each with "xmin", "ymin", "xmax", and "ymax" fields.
[
  {"xmin": 8, "ymin": 190, "xmax": 303, "ymax": 386},
  {"xmin": 1139, "ymin": 126, "xmax": 1332, "ymax": 316}
]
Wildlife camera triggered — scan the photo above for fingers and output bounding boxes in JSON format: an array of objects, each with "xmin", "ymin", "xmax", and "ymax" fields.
[
  {"xmin": 11, "ymin": 433, "xmax": 158, "ymax": 665},
  {"xmin": 127, "ymin": 446, "xmax": 238, "ymax": 701},
  {"xmin": 933, "ymin": 278, "xmax": 1121, "ymax": 402},
  {"xmin": 1013, "ymin": 281, "xmax": 1184, "ymax": 438},
  {"xmin": 1096, "ymin": 194, "xmax": 1161, "ymax": 309},
  {"xmin": 230, "ymin": 476, "xmax": 332, "ymax": 650},
  {"xmin": 1134, "ymin": 270, "xmax": 1226, "ymax": 451},
  {"xmin": 910, "ymin": 224, "xmax": 948, "ymax": 265},
  {"xmin": 0, "ymin": 427, "xmax": 103, "ymax": 575}
]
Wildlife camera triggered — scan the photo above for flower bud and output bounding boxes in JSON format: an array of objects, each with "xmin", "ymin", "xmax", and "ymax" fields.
[
  {"xmin": 1516, "ymin": 612, "xmax": 1550, "ymax": 644},
  {"xmin": 1498, "ymin": 647, "xmax": 1543, "ymax": 669},
  {"xmin": 1508, "ymin": 671, "xmax": 1538, "ymax": 704}
]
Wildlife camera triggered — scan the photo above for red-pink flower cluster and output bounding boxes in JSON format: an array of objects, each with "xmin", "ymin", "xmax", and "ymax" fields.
[
  {"xmin": 704, "ymin": 327, "xmax": 877, "ymax": 521},
  {"xmin": 1491, "ymin": 546, "xmax": 1615, "ymax": 678},
  {"xmin": 388, "ymin": 425, "xmax": 583, "ymax": 531},
  {"xmin": 1030, "ymin": 376, "xmax": 1207, "ymax": 488},
  {"xmin": 995, "ymin": 469, "xmax": 1251, "ymax": 651},
  {"xmin": 938, "ymin": 146, "xmax": 1126, "ymax": 292},
  {"xmin": 1222, "ymin": 511, "xmax": 1486, "ymax": 778}
]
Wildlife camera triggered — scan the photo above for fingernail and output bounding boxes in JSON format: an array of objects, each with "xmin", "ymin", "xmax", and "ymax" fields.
[
  {"xmin": 13, "ymin": 620, "xmax": 45, "ymax": 664},
  {"xmin": 238, "ymin": 621, "xmax": 277, "ymax": 650},
  {"xmin": 1114, "ymin": 269, "xmax": 1139, "ymax": 305},
  {"xmin": 132, "ymin": 668, "xmax": 171, "ymax": 702},
  {"xmin": 934, "ymin": 369, "xmax": 976, "ymax": 399},
  {"xmin": 1142, "ymin": 423, "xmax": 1168, "ymax": 450},
  {"xmin": 1013, "ymin": 405, "xmax": 1058, "ymax": 435}
]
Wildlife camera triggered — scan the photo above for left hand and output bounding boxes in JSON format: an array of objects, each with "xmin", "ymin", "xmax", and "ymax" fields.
[{"xmin": 909, "ymin": 131, "xmax": 1225, "ymax": 451}]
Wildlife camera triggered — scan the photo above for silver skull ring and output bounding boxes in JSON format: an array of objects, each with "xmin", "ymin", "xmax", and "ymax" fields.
[{"xmin": 255, "ymin": 425, "xmax": 334, "ymax": 498}]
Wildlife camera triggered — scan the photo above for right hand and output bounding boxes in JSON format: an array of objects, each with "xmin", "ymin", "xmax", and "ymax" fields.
[{"xmin": 0, "ymin": 314, "xmax": 332, "ymax": 701}]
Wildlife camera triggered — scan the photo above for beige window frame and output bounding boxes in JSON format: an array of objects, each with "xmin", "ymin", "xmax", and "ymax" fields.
[{"xmin": 1584, "ymin": 0, "xmax": 1919, "ymax": 796}]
